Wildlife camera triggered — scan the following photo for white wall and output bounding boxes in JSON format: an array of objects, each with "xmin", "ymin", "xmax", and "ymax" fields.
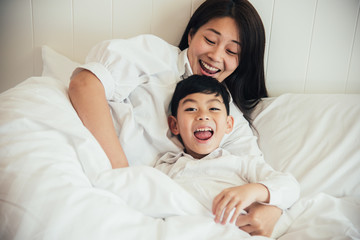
[{"xmin": 0, "ymin": 0, "xmax": 359, "ymax": 96}]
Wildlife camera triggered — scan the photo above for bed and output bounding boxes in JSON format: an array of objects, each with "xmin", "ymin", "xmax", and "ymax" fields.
[{"xmin": 1, "ymin": 1, "xmax": 360, "ymax": 239}]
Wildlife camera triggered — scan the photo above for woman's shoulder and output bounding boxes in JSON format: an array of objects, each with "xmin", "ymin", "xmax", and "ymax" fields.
[
  {"xmin": 129, "ymin": 34, "xmax": 173, "ymax": 45},
  {"xmin": 132, "ymin": 34, "xmax": 180, "ymax": 55},
  {"xmin": 97, "ymin": 34, "xmax": 179, "ymax": 54},
  {"xmin": 87, "ymin": 34, "xmax": 180, "ymax": 65}
]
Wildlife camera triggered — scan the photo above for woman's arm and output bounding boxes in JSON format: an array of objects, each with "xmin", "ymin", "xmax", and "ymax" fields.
[
  {"xmin": 236, "ymin": 203, "xmax": 282, "ymax": 237},
  {"xmin": 68, "ymin": 70, "xmax": 128, "ymax": 168},
  {"xmin": 212, "ymin": 183, "xmax": 270, "ymax": 225}
]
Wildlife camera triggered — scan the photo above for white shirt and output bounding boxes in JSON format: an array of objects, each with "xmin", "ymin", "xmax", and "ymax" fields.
[
  {"xmin": 155, "ymin": 148, "xmax": 300, "ymax": 211},
  {"xmin": 74, "ymin": 34, "xmax": 263, "ymax": 166}
]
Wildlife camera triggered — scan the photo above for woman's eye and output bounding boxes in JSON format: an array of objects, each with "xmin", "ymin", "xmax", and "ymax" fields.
[
  {"xmin": 227, "ymin": 49, "xmax": 237, "ymax": 55},
  {"xmin": 204, "ymin": 37, "xmax": 215, "ymax": 45}
]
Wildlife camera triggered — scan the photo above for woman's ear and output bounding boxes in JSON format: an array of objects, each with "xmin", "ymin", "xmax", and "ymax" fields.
[
  {"xmin": 188, "ymin": 29, "xmax": 194, "ymax": 46},
  {"xmin": 225, "ymin": 115, "xmax": 234, "ymax": 134},
  {"xmin": 168, "ymin": 116, "xmax": 180, "ymax": 135}
]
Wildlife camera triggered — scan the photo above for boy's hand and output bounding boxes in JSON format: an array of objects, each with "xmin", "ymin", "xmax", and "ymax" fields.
[{"xmin": 212, "ymin": 183, "xmax": 269, "ymax": 225}]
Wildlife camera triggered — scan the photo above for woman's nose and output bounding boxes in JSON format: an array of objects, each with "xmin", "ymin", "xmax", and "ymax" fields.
[{"xmin": 208, "ymin": 46, "xmax": 223, "ymax": 62}]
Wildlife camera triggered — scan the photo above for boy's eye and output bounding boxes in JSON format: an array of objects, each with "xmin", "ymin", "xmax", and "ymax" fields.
[
  {"xmin": 210, "ymin": 107, "xmax": 221, "ymax": 111},
  {"xmin": 185, "ymin": 107, "xmax": 197, "ymax": 112}
]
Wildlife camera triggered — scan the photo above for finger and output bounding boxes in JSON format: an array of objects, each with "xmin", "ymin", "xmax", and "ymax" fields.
[
  {"xmin": 212, "ymin": 193, "xmax": 224, "ymax": 214},
  {"xmin": 220, "ymin": 199, "xmax": 239, "ymax": 224},
  {"xmin": 212, "ymin": 190, "xmax": 230, "ymax": 214},
  {"xmin": 239, "ymin": 225, "xmax": 256, "ymax": 235},
  {"xmin": 237, "ymin": 214, "xmax": 265, "ymax": 236},
  {"xmin": 214, "ymin": 197, "xmax": 232, "ymax": 223},
  {"xmin": 235, "ymin": 213, "xmax": 250, "ymax": 227},
  {"xmin": 230, "ymin": 204, "xmax": 245, "ymax": 224}
]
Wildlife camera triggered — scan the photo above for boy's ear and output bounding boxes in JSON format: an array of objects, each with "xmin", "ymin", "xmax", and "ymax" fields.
[
  {"xmin": 168, "ymin": 115, "xmax": 180, "ymax": 135},
  {"xmin": 225, "ymin": 115, "xmax": 234, "ymax": 134}
]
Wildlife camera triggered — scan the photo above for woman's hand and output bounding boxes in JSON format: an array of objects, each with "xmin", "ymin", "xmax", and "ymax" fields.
[
  {"xmin": 235, "ymin": 202, "xmax": 282, "ymax": 237},
  {"xmin": 212, "ymin": 183, "xmax": 269, "ymax": 225}
]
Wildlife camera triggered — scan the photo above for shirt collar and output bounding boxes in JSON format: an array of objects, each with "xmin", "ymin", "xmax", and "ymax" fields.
[
  {"xmin": 178, "ymin": 48, "xmax": 193, "ymax": 81},
  {"xmin": 180, "ymin": 147, "xmax": 226, "ymax": 160}
]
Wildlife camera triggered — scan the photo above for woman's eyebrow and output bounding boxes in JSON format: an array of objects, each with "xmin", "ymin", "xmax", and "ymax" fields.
[{"xmin": 206, "ymin": 28, "xmax": 241, "ymax": 46}]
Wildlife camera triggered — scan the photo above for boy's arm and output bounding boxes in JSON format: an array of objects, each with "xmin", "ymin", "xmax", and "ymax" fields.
[
  {"xmin": 212, "ymin": 183, "xmax": 270, "ymax": 225},
  {"xmin": 248, "ymin": 157, "xmax": 300, "ymax": 210}
]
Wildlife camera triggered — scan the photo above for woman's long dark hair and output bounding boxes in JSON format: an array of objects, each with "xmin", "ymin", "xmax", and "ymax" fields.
[{"xmin": 179, "ymin": 0, "xmax": 268, "ymax": 123}]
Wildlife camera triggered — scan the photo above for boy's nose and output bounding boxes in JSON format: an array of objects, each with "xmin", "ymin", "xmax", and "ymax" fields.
[{"xmin": 197, "ymin": 115, "xmax": 210, "ymax": 121}]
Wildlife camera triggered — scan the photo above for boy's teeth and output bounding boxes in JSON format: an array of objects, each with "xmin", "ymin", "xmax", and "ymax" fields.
[
  {"xmin": 194, "ymin": 128, "xmax": 213, "ymax": 140},
  {"xmin": 196, "ymin": 128, "xmax": 212, "ymax": 132}
]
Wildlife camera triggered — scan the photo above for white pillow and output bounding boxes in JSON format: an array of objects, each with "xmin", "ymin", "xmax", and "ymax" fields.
[
  {"xmin": 253, "ymin": 94, "xmax": 360, "ymax": 198},
  {"xmin": 41, "ymin": 46, "xmax": 80, "ymax": 85}
]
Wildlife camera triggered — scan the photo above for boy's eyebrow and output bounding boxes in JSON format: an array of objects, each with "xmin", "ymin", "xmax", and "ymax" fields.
[
  {"xmin": 181, "ymin": 99, "xmax": 197, "ymax": 105},
  {"xmin": 181, "ymin": 98, "xmax": 224, "ymax": 105},
  {"xmin": 206, "ymin": 28, "xmax": 241, "ymax": 46}
]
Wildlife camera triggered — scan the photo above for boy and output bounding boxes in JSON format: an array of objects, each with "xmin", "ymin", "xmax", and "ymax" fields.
[{"xmin": 155, "ymin": 75, "xmax": 300, "ymax": 226}]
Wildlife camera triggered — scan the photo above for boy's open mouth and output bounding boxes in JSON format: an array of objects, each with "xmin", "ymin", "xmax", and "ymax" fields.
[{"xmin": 194, "ymin": 127, "xmax": 214, "ymax": 141}]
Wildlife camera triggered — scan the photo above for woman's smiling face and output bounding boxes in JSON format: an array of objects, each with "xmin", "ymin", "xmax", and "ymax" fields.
[{"xmin": 187, "ymin": 17, "xmax": 241, "ymax": 82}]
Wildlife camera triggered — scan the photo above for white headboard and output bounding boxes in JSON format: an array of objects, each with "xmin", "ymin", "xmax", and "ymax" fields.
[{"xmin": 0, "ymin": 0, "xmax": 359, "ymax": 96}]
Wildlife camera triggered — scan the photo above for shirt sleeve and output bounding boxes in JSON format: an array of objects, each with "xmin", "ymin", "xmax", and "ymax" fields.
[
  {"xmin": 71, "ymin": 34, "xmax": 180, "ymax": 102},
  {"xmin": 222, "ymin": 99, "xmax": 300, "ymax": 209},
  {"xmin": 242, "ymin": 155, "xmax": 300, "ymax": 210}
]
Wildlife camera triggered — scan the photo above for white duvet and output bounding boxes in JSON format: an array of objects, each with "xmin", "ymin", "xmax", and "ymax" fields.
[{"xmin": 0, "ymin": 74, "xmax": 359, "ymax": 239}]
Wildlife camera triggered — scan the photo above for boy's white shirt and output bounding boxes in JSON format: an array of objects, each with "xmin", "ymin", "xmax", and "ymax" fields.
[
  {"xmin": 73, "ymin": 34, "xmax": 266, "ymax": 167},
  {"xmin": 155, "ymin": 148, "xmax": 300, "ymax": 211}
]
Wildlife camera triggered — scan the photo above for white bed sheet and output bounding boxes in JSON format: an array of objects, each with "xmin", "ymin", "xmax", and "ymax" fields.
[
  {"xmin": 0, "ymin": 46, "xmax": 359, "ymax": 239},
  {"xmin": 0, "ymin": 76, "xmax": 268, "ymax": 240}
]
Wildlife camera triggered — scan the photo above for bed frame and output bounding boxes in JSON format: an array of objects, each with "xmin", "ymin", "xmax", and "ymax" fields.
[{"xmin": 0, "ymin": 0, "xmax": 359, "ymax": 95}]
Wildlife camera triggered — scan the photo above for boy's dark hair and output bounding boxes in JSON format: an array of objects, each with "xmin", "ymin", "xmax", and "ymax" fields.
[{"xmin": 170, "ymin": 75, "xmax": 230, "ymax": 117}]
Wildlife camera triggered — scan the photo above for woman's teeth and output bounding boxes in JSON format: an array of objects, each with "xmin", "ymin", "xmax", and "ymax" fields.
[{"xmin": 200, "ymin": 60, "xmax": 220, "ymax": 74}]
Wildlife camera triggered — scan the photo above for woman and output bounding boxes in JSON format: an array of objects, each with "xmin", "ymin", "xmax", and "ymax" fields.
[
  {"xmin": 69, "ymin": 0, "xmax": 282, "ymax": 237},
  {"xmin": 179, "ymin": 0, "xmax": 267, "ymax": 120}
]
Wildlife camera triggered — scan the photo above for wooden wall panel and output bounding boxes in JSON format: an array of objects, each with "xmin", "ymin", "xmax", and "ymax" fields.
[
  {"xmin": 0, "ymin": 0, "xmax": 33, "ymax": 91},
  {"xmin": 152, "ymin": 0, "xmax": 192, "ymax": 46},
  {"xmin": 249, "ymin": 0, "xmax": 275, "ymax": 74},
  {"xmin": 0, "ymin": 0, "xmax": 359, "ymax": 95},
  {"xmin": 191, "ymin": 0, "xmax": 205, "ymax": 15},
  {"xmin": 346, "ymin": 4, "xmax": 360, "ymax": 93},
  {"xmin": 305, "ymin": 0, "xmax": 359, "ymax": 93},
  {"xmin": 73, "ymin": 0, "xmax": 112, "ymax": 63},
  {"xmin": 265, "ymin": 0, "xmax": 316, "ymax": 96},
  {"xmin": 32, "ymin": 0, "xmax": 73, "ymax": 74},
  {"xmin": 112, "ymin": 0, "xmax": 152, "ymax": 40}
]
